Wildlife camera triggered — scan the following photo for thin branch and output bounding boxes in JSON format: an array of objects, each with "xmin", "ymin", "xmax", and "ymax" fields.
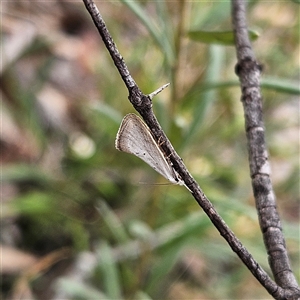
[
  {"xmin": 232, "ymin": 0, "xmax": 300, "ymax": 299},
  {"xmin": 82, "ymin": 0, "xmax": 297, "ymax": 298}
]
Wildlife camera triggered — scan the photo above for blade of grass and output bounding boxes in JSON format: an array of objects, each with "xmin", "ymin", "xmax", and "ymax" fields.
[
  {"xmin": 188, "ymin": 29, "xmax": 259, "ymax": 45},
  {"xmin": 97, "ymin": 241, "xmax": 122, "ymax": 299},
  {"xmin": 144, "ymin": 244, "xmax": 186, "ymax": 296},
  {"xmin": 55, "ymin": 278, "xmax": 109, "ymax": 299},
  {"xmin": 97, "ymin": 201, "xmax": 130, "ymax": 244},
  {"xmin": 180, "ymin": 45, "xmax": 224, "ymax": 150},
  {"xmin": 119, "ymin": 0, "xmax": 175, "ymax": 65},
  {"xmin": 261, "ymin": 77, "xmax": 300, "ymax": 95},
  {"xmin": 182, "ymin": 77, "xmax": 300, "ymax": 102}
]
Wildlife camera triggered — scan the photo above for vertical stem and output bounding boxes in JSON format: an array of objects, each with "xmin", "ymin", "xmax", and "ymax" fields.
[
  {"xmin": 170, "ymin": 0, "xmax": 186, "ymax": 114},
  {"xmin": 231, "ymin": 0, "xmax": 299, "ymax": 293}
]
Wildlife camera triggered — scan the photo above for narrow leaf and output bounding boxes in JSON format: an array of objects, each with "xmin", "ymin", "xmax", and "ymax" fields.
[{"xmin": 188, "ymin": 30, "xmax": 259, "ymax": 45}]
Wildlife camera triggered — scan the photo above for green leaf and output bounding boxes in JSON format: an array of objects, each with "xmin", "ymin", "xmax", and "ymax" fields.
[
  {"xmin": 133, "ymin": 291, "xmax": 153, "ymax": 300},
  {"xmin": 119, "ymin": 0, "xmax": 175, "ymax": 64},
  {"xmin": 261, "ymin": 77, "xmax": 300, "ymax": 95},
  {"xmin": 182, "ymin": 77, "xmax": 300, "ymax": 100},
  {"xmin": 55, "ymin": 278, "xmax": 109, "ymax": 299},
  {"xmin": 180, "ymin": 45, "xmax": 224, "ymax": 149},
  {"xmin": 186, "ymin": 78, "xmax": 300, "ymax": 97},
  {"xmin": 145, "ymin": 246, "xmax": 182, "ymax": 294},
  {"xmin": 7, "ymin": 191, "xmax": 55, "ymax": 217},
  {"xmin": 96, "ymin": 201, "xmax": 130, "ymax": 244},
  {"xmin": 188, "ymin": 29, "xmax": 259, "ymax": 45},
  {"xmin": 2, "ymin": 164, "xmax": 50, "ymax": 184},
  {"xmin": 97, "ymin": 241, "xmax": 122, "ymax": 299}
]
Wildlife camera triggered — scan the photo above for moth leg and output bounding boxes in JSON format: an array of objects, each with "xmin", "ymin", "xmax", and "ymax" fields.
[{"xmin": 158, "ymin": 136, "xmax": 165, "ymax": 147}]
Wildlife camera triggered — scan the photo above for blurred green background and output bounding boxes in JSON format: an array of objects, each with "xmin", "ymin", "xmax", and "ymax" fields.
[{"xmin": 1, "ymin": 1, "xmax": 299, "ymax": 299}]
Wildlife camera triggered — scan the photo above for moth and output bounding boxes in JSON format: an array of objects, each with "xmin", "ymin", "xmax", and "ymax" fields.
[{"xmin": 115, "ymin": 113, "xmax": 183, "ymax": 185}]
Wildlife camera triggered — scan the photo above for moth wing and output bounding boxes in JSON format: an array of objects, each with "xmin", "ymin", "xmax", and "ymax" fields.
[{"xmin": 115, "ymin": 114, "xmax": 179, "ymax": 184}]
